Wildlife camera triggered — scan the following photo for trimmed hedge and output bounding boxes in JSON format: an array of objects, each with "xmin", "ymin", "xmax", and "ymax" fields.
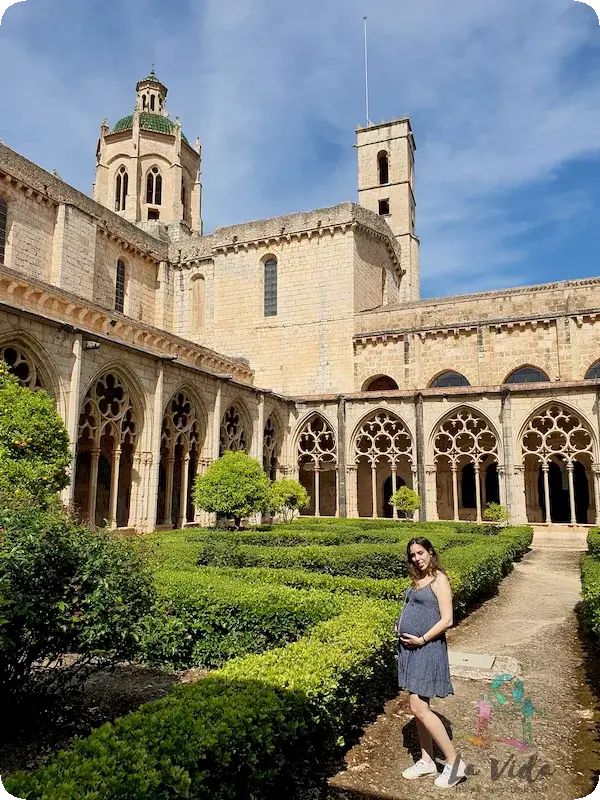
[
  {"xmin": 581, "ymin": 557, "xmax": 600, "ymax": 640},
  {"xmin": 4, "ymin": 598, "xmax": 398, "ymax": 800},
  {"xmin": 587, "ymin": 528, "xmax": 600, "ymax": 559},
  {"xmin": 140, "ymin": 571, "xmax": 342, "ymax": 669}
]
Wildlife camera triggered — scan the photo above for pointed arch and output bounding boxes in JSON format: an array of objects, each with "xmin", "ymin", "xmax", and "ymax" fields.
[
  {"xmin": 429, "ymin": 370, "xmax": 470, "ymax": 388},
  {"xmin": 0, "ymin": 332, "xmax": 63, "ymax": 412},
  {"xmin": 518, "ymin": 401, "xmax": 597, "ymax": 525},
  {"xmin": 351, "ymin": 408, "xmax": 415, "ymax": 519},
  {"xmin": 263, "ymin": 411, "xmax": 282, "ymax": 480},
  {"xmin": 431, "ymin": 405, "xmax": 501, "ymax": 523},
  {"xmin": 296, "ymin": 412, "xmax": 337, "ymax": 517},
  {"xmin": 377, "ymin": 150, "xmax": 389, "ymax": 185},
  {"xmin": 219, "ymin": 398, "xmax": 252, "ymax": 456},
  {"xmin": 146, "ymin": 165, "xmax": 163, "ymax": 206},
  {"xmin": 584, "ymin": 359, "xmax": 600, "ymax": 380},
  {"xmin": 362, "ymin": 374, "xmax": 399, "ymax": 392},
  {"xmin": 504, "ymin": 365, "xmax": 549, "ymax": 384}
]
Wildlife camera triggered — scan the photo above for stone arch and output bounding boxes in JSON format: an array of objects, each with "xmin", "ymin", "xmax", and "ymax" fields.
[
  {"xmin": 351, "ymin": 408, "xmax": 415, "ymax": 518},
  {"xmin": 428, "ymin": 370, "xmax": 471, "ymax": 388},
  {"xmin": 518, "ymin": 401, "xmax": 598, "ymax": 524},
  {"xmin": 503, "ymin": 365, "xmax": 550, "ymax": 384},
  {"xmin": 295, "ymin": 412, "xmax": 337, "ymax": 517},
  {"xmin": 157, "ymin": 386, "xmax": 207, "ymax": 529},
  {"xmin": 0, "ymin": 332, "xmax": 64, "ymax": 414},
  {"xmin": 73, "ymin": 366, "xmax": 146, "ymax": 529},
  {"xmin": 361, "ymin": 374, "xmax": 399, "ymax": 392},
  {"xmin": 584, "ymin": 359, "xmax": 600, "ymax": 380},
  {"xmin": 431, "ymin": 405, "xmax": 501, "ymax": 522},
  {"xmin": 219, "ymin": 398, "xmax": 253, "ymax": 456}
]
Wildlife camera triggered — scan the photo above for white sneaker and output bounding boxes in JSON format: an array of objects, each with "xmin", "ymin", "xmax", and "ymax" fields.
[
  {"xmin": 402, "ymin": 758, "xmax": 438, "ymax": 779},
  {"xmin": 434, "ymin": 758, "xmax": 466, "ymax": 788}
]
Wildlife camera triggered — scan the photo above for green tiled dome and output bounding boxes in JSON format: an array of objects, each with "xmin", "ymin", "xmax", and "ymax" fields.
[{"xmin": 112, "ymin": 112, "xmax": 189, "ymax": 144}]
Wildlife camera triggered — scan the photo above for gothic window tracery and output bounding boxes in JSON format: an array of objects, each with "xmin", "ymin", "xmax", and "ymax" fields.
[
  {"xmin": 354, "ymin": 410, "xmax": 413, "ymax": 468},
  {"xmin": 146, "ymin": 166, "xmax": 162, "ymax": 206},
  {"xmin": 220, "ymin": 404, "xmax": 248, "ymax": 455},
  {"xmin": 0, "ymin": 345, "xmax": 43, "ymax": 390},
  {"xmin": 433, "ymin": 408, "xmax": 500, "ymax": 522},
  {"xmin": 74, "ymin": 372, "xmax": 139, "ymax": 530},
  {"xmin": 115, "ymin": 166, "xmax": 128, "ymax": 212},
  {"xmin": 297, "ymin": 415, "xmax": 337, "ymax": 517}
]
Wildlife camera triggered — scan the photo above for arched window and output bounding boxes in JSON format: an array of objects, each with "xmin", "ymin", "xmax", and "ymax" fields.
[
  {"xmin": 505, "ymin": 366, "xmax": 549, "ymax": 384},
  {"xmin": 142, "ymin": 94, "xmax": 147, "ymax": 110},
  {"xmin": 150, "ymin": 95, "xmax": 156, "ymax": 111},
  {"xmin": 0, "ymin": 197, "xmax": 6, "ymax": 264},
  {"xmin": 430, "ymin": 371, "xmax": 470, "ymax": 388},
  {"xmin": 378, "ymin": 151, "xmax": 389, "ymax": 185},
  {"xmin": 584, "ymin": 360, "xmax": 600, "ymax": 380},
  {"xmin": 362, "ymin": 375, "xmax": 399, "ymax": 391},
  {"xmin": 115, "ymin": 166, "xmax": 128, "ymax": 212},
  {"xmin": 146, "ymin": 166, "xmax": 162, "ymax": 205},
  {"xmin": 264, "ymin": 257, "xmax": 277, "ymax": 317},
  {"xmin": 115, "ymin": 259, "xmax": 125, "ymax": 314},
  {"xmin": 181, "ymin": 178, "xmax": 187, "ymax": 221}
]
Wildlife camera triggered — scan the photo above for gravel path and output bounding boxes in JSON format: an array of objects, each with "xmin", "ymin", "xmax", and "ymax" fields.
[{"xmin": 326, "ymin": 531, "xmax": 600, "ymax": 800}]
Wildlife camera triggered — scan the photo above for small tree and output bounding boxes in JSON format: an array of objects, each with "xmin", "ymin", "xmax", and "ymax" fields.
[
  {"xmin": 268, "ymin": 478, "xmax": 310, "ymax": 523},
  {"xmin": 192, "ymin": 450, "xmax": 271, "ymax": 529},
  {"xmin": 0, "ymin": 361, "xmax": 70, "ymax": 507},
  {"xmin": 390, "ymin": 486, "xmax": 421, "ymax": 520},
  {"xmin": 483, "ymin": 502, "xmax": 510, "ymax": 529}
]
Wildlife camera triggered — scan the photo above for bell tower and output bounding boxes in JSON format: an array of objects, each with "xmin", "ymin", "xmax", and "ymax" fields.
[
  {"xmin": 93, "ymin": 70, "xmax": 202, "ymax": 239},
  {"xmin": 356, "ymin": 117, "xmax": 419, "ymax": 301}
]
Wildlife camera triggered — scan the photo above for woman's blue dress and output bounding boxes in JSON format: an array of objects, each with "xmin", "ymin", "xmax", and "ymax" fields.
[{"xmin": 397, "ymin": 582, "xmax": 454, "ymax": 699}]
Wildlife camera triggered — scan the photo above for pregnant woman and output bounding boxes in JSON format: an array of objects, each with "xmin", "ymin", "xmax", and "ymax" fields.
[{"xmin": 396, "ymin": 537, "xmax": 466, "ymax": 789}]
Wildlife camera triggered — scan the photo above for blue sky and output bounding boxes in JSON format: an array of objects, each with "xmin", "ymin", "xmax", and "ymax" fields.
[{"xmin": 1, "ymin": 0, "xmax": 599, "ymax": 298}]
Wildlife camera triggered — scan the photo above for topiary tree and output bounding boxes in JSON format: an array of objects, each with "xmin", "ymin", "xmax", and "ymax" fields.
[
  {"xmin": 192, "ymin": 450, "xmax": 271, "ymax": 529},
  {"xmin": 483, "ymin": 502, "xmax": 510, "ymax": 529},
  {"xmin": 390, "ymin": 486, "xmax": 421, "ymax": 520},
  {"xmin": 268, "ymin": 478, "xmax": 310, "ymax": 523},
  {"xmin": 0, "ymin": 361, "xmax": 71, "ymax": 507}
]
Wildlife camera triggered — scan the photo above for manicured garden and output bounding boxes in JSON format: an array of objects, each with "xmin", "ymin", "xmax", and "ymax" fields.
[
  {"xmin": 4, "ymin": 518, "xmax": 533, "ymax": 799},
  {"xmin": 581, "ymin": 528, "xmax": 600, "ymax": 641}
]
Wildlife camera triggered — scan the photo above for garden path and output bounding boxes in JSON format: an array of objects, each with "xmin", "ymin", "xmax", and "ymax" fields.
[{"xmin": 326, "ymin": 530, "xmax": 600, "ymax": 800}]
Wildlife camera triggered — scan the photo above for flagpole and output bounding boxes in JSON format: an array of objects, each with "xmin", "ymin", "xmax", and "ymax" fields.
[{"xmin": 363, "ymin": 16, "xmax": 372, "ymax": 125}]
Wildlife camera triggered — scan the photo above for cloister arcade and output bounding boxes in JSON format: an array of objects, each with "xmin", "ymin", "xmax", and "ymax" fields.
[{"xmin": 3, "ymin": 341, "xmax": 600, "ymax": 529}]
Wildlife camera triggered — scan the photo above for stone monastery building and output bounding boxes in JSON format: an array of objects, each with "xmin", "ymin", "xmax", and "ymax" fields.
[{"xmin": 1, "ymin": 71, "xmax": 600, "ymax": 530}]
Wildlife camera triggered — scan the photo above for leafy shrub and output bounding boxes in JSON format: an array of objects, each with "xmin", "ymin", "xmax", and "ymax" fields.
[
  {"xmin": 141, "ymin": 571, "xmax": 342, "ymax": 669},
  {"xmin": 268, "ymin": 478, "xmax": 310, "ymax": 522},
  {"xmin": 5, "ymin": 598, "xmax": 398, "ymax": 800},
  {"xmin": 587, "ymin": 528, "xmax": 600, "ymax": 560},
  {"xmin": 581, "ymin": 556, "xmax": 600, "ymax": 640},
  {"xmin": 483, "ymin": 502, "xmax": 510, "ymax": 528},
  {"xmin": 389, "ymin": 486, "xmax": 420, "ymax": 518},
  {"xmin": 192, "ymin": 451, "xmax": 271, "ymax": 528},
  {"xmin": 0, "ymin": 505, "xmax": 156, "ymax": 707},
  {"xmin": 0, "ymin": 361, "xmax": 70, "ymax": 506}
]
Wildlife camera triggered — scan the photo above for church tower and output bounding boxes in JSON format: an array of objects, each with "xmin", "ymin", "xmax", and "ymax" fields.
[
  {"xmin": 93, "ymin": 70, "xmax": 202, "ymax": 239},
  {"xmin": 356, "ymin": 118, "xmax": 419, "ymax": 301}
]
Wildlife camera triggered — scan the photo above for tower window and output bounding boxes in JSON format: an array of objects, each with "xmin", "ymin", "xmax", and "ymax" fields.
[
  {"xmin": 146, "ymin": 166, "xmax": 162, "ymax": 205},
  {"xmin": 264, "ymin": 257, "xmax": 277, "ymax": 317},
  {"xmin": 115, "ymin": 259, "xmax": 125, "ymax": 313},
  {"xmin": 150, "ymin": 95, "xmax": 155, "ymax": 111},
  {"xmin": 378, "ymin": 199, "xmax": 390, "ymax": 216},
  {"xmin": 0, "ymin": 197, "xmax": 7, "ymax": 264},
  {"xmin": 378, "ymin": 151, "xmax": 389, "ymax": 185},
  {"xmin": 181, "ymin": 178, "xmax": 187, "ymax": 220},
  {"xmin": 115, "ymin": 166, "xmax": 128, "ymax": 212},
  {"xmin": 142, "ymin": 93, "xmax": 147, "ymax": 110},
  {"xmin": 148, "ymin": 209, "xmax": 160, "ymax": 220}
]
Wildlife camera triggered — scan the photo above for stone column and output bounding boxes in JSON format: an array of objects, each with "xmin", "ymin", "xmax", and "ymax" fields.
[
  {"xmin": 425, "ymin": 465, "xmax": 439, "ymax": 521},
  {"xmin": 146, "ymin": 362, "xmax": 164, "ymax": 531},
  {"xmin": 513, "ymin": 464, "xmax": 528, "ymax": 524},
  {"xmin": 63, "ymin": 334, "xmax": 83, "ymax": 506},
  {"xmin": 371, "ymin": 463, "xmax": 378, "ymax": 518},
  {"xmin": 336, "ymin": 395, "xmax": 347, "ymax": 518},
  {"xmin": 88, "ymin": 447, "xmax": 101, "ymax": 528},
  {"xmin": 109, "ymin": 445, "xmax": 122, "ymax": 529},
  {"xmin": 542, "ymin": 463, "xmax": 552, "ymax": 524},
  {"xmin": 451, "ymin": 464, "xmax": 459, "ymax": 521},
  {"xmin": 346, "ymin": 465, "xmax": 358, "ymax": 518},
  {"xmin": 474, "ymin": 462, "xmax": 482, "ymax": 523},
  {"xmin": 415, "ymin": 394, "xmax": 427, "ymax": 521},
  {"xmin": 593, "ymin": 464, "xmax": 600, "ymax": 526},
  {"xmin": 567, "ymin": 462, "xmax": 577, "ymax": 525},
  {"xmin": 314, "ymin": 468, "xmax": 321, "ymax": 517},
  {"xmin": 179, "ymin": 450, "xmax": 191, "ymax": 527},
  {"xmin": 391, "ymin": 465, "xmax": 398, "ymax": 520},
  {"xmin": 411, "ymin": 465, "xmax": 419, "ymax": 522},
  {"xmin": 212, "ymin": 386, "xmax": 222, "ymax": 461},
  {"xmin": 499, "ymin": 390, "xmax": 514, "ymax": 521}
]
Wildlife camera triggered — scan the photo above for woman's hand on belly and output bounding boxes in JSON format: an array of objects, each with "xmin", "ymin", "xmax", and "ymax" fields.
[{"xmin": 399, "ymin": 633, "xmax": 423, "ymax": 649}]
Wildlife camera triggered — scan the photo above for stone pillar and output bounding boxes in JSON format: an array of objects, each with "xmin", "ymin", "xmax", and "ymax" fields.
[
  {"xmin": 336, "ymin": 396, "xmax": 347, "ymax": 518},
  {"xmin": 475, "ymin": 462, "xmax": 482, "ymax": 523},
  {"xmin": 63, "ymin": 334, "xmax": 83, "ymax": 506},
  {"xmin": 391, "ymin": 465, "xmax": 398, "ymax": 520},
  {"xmin": 146, "ymin": 362, "xmax": 164, "ymax": 531},
  {"xmin": 162, "ymin": 454, "xmax": 175, "ymax": 526},
  {"xmin": 346, "ymin": 465, "xmax": 358, "ymax": 518},
  {"xmin": 425, "ymin": 465, "xmax": 439, "ymax": 521},
  {"xmin": 593, "ymin": 464, "xmax": 600, "ymax": 526},
  {"xmin": 500, "ymin": 390, "xmax": 514, "ymax": 522},
  {"xmin": 451, "ymin": 464, "xmax": 459, "ymax": 521},
  {"xmin": 513, "ymin": 464, "xmax": 528, "ymax": 524},
  {"xmin": 371, "ymin": 463, "xmax": 378, "ymax": 518},
  {"xmin": 567, "ymin": 462, "xmax": 577, "ymax": 525},
  {"xmin": 109, "ymin": 446, "xmax": 122, "ymax": 529},
  {"xmin": 253, "ymin": 393, "xmax": 264, "ymax": 463},
  {"xmin": 415, "ymin": 394, "xmax": 427, "ymax": 521},
  {"xmin": 179, "ymin": 450, "xmax": 191, "ymax": 528},
  {"xmin": 314, "ymin": 468, "xmax": 321, "ymax": 517},
  {"xmin": 411, "ymin": 465, "xmax": 419, "ymax": 522},
  {"xmin": 88, "ymin": 447, "xmax": 101, "ymax": 528},
  {"xmin": 212, "ymin": 386, "xmax": 222, "ymax": 461},
  {"xmin": 542, "ymin": 463, "xmax": 552, "ymax": 524}
]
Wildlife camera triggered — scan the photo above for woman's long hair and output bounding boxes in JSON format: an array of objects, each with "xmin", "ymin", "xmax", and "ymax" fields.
[{"xmin": 406, "ymin": 537, "xmax": 448, "ymax": 585}]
